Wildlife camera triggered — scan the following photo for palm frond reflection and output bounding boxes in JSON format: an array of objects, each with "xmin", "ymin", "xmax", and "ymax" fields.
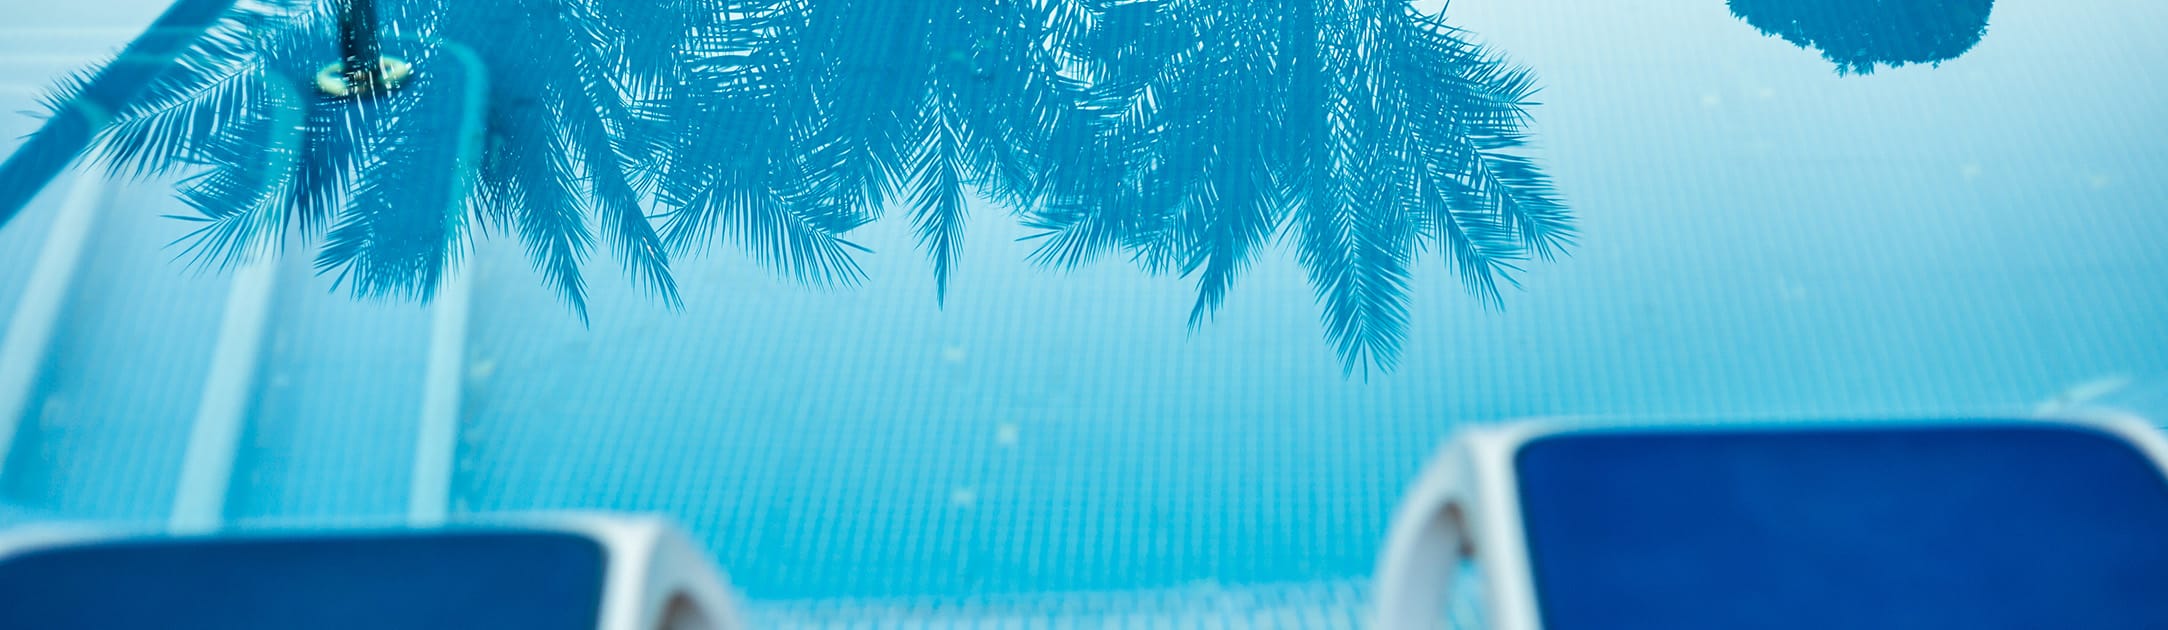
[{"xmin": 31, "ymin": 0, "xmax": 1573, "ymax": 375}]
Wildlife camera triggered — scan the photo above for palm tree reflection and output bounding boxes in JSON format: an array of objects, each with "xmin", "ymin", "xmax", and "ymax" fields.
[
  {"xmin": 1024, "ymin": 0, "xmax": 1570, "ymax": 374},
  {"xmin": 34, "ymin": 0, "xmax": 1572, "ymax": 375},
  {"xmin": 1729, "ymin": 0, "xmax": 1995, "ymax": 75},
  {"xmin": 40, "ymin": 0, "xmax": 690, "ymax": 320},
  {"xmin": 642, "ymin": 0, "xmax": 1064, "ymax": 298}
]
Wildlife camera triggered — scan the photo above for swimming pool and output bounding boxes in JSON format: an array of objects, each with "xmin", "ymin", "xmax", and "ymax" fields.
[{"xmin": 2, "ymin": 0, "xmax": 2164, "ymax": 624}]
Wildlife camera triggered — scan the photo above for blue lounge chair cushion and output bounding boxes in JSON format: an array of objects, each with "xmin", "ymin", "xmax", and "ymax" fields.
[
  {"xmin": 1515, "ymin": 423, "xmax": 2168, "ymax": 629},
  {"xmin": 0, "ymin": 530, "xmax": 607, "ymax": 629}
]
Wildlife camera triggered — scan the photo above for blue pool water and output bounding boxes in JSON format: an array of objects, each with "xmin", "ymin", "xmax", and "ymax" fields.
[{"xmin": 2, "ymin": 0, "xmax": 2166, "ymax": 616}]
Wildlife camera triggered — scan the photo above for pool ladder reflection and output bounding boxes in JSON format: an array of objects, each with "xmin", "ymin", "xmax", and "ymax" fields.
[
  {"xmin": 0, "ymin": 172, "xmax": 474, "ymax": 533},
  {"xmin": 0, "ymin": 172, "xmax": 102, "ymax": 496}
]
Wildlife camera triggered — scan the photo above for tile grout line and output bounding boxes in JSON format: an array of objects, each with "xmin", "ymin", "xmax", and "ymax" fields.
[
  {"xmin": 0, "ymin": 173, "xmax": 104, "ymax": 485},
  {"xmin": 167, "ymin": 254, "xmax": 279, "ymax": 534}
]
